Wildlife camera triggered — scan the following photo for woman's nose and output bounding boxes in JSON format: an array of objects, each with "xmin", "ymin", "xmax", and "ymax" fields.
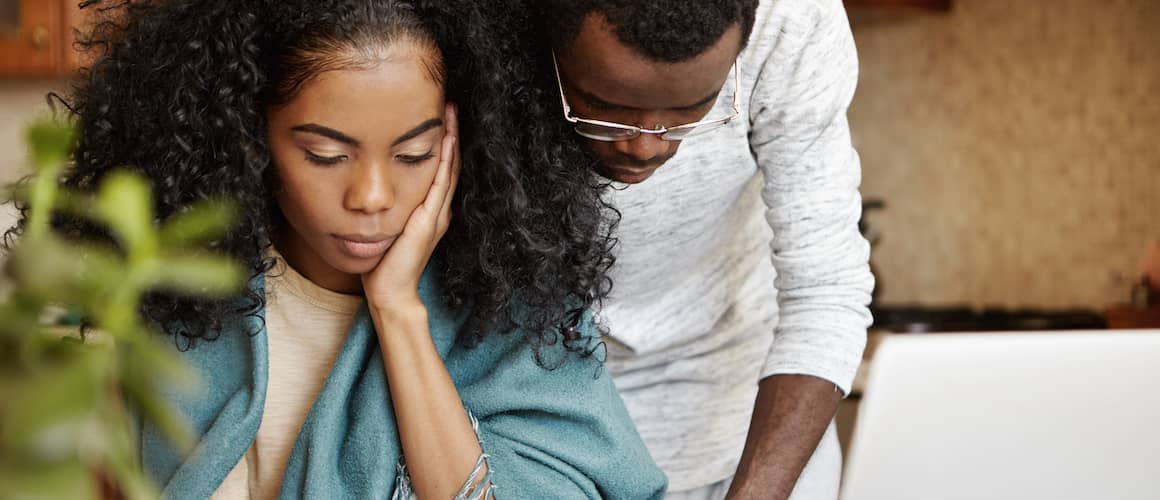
[{"xmin": 343, "ymin": 159, "xmax": 395, "ymax": 213}]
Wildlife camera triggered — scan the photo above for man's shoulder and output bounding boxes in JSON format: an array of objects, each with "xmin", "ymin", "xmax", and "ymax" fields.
[
  {"xmin": 741, "ymin": 0, "xmax": 855, "ymax": 88},
  {"xmin": 747, "ymin": 0, "xmax": 846, "ymax": 50},
  {"xmin": 756, "ymin": 0, "xmax": 844, "ymax": 21}
]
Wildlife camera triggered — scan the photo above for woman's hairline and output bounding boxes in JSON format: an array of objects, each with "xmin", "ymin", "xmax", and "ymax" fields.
[{"xmin": 270, "ymin": 33, "xmax": 446, "ymax": 108}]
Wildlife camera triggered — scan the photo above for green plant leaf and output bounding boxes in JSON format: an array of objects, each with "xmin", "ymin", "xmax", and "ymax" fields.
[
  {"xmin": 0, "ymin": 459, "xmax": 94, "ymax": 500},
  {"xmin": 26, "ymin": 119, "xmax": 75, "ymax": 173},
  {"xmin": 0, "ymin": 345, "xmax": 106, "ymax": 460},
  {"xmin": 95, "ymin": 170, "xmax": 158, "ymax": 258},
  {"xmin": 23, "ymin": 122, "xmax": 75, "ymax": 241},
  {"xmin": 116, "ymin": 333, "xmax": 198, "ymax": 453},
  {"xmin": 0, "ymin": 303, "xmax": 43, "ymax": 341},
  {"xmin": 143, "ymin": 254, "xmax": 245, "ymax": 297},
  {"xmin": 118, "ymin": 375, "xmax": 195, "ymax": 455},
  {"xmin": 119, "ymin": 329, "xmax": 198, "ymax": 392},
  {"xmin": 96, "ymin": 400, "xmax": 160, "ymax": 500},
  {"xmin": 8, "ymin": 237, "xmax": 125, "ymax": 307},
  {"xmin": 159, "ymin": 199, "xmax": 237, "ymax": 248}
]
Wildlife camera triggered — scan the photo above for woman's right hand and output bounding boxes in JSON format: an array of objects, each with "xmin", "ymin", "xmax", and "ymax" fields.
[{"xmin": 360, "ymin": 103, "xmax": 460, "ymax": 313}]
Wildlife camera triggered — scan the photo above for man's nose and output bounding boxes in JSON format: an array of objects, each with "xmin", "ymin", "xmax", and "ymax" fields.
[{"xmin": 614, "ymin": 132, "xmax": 670, "ymax": 163}]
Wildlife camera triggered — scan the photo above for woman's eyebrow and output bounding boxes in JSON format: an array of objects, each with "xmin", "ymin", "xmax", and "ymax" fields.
[
  {"xmin": 291, "ymin": 124, "xmax": 359, "ymax": 146},
  {"xmin": 392, "ymin": 117, "xmax": 443, "ymax": 146}
]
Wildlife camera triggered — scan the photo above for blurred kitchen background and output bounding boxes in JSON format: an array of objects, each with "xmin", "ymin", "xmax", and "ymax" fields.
[
  {"xmin": 0, "ymin": 0, "xmax": 1158, "ymax": 455},
  {"xmin": 0, "ymin": 77, "xmax": 60, "ymax": 233},
  {"xmin": 848, "ymin": 0, "xmax": 1158, "ymax": 314},
  {"xmin": 0, "ymin": 0, "xmax": 92, "ymax": 237},
  {"xmin": 842, "ymin": 0, "xmax": 1159, "ymax": 459}
]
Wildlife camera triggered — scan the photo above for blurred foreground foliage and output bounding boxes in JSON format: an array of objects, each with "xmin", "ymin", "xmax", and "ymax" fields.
[{"xmin": 0, "ymin": 120, "xmax": 244, "ymax": 499}]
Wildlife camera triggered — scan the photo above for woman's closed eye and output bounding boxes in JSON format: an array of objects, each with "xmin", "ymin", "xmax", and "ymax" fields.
[
  {"xmin": 396, "ymin": 150, "xmax": 434, "ymax": 165},
  {"xmin": 305, "ymin": 149, "xmax": 348, "ymax": 165}
]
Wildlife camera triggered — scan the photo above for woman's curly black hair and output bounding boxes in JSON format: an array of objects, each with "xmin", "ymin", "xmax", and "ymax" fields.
[{"xmin": 5, "ymin": 0, "xmax": 617, "ymax": 364}]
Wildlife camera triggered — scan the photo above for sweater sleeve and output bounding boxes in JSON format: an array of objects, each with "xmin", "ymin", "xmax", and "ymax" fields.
[
  {"xmin": 451, "ymin": 313, "xmax": 667, "ymax": 499},
  {"xmin": 749, "ymin": 0, "xmax": 874, "ymax": 394}
]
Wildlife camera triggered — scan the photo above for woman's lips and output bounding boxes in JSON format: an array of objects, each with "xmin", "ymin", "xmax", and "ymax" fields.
[{"xmin": 334, "ymin": 234, "xmax": 397, "ymax": 259}]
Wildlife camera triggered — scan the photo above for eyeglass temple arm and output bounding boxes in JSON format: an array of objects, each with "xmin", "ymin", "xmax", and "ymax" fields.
[
  {"xmin": 551, "ymin": 53, "xmax": 578, "ymax": 122},
  {"xmin": 730, "ymin": 63, "xmax": 741, "ymax": 113}
]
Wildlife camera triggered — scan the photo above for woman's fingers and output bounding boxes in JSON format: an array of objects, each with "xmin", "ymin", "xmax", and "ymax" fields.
[
  {"xmin": 436, "ymin": 104, "xmax": 460, "ymax": 235},
  {"xmin": 426, "ymin": 133, "xmax": 455, "ymax": 217},
  {"xmin": 444, "ymin": 101, "xmax": 459, "ymax": 138},
  {"xmin": 416, "ymin": 108, "xmax": 456, "ymax": 231}
]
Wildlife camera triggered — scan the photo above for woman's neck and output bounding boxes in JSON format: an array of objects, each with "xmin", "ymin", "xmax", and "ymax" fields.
[{"xmin": 272, "ymin": 228, "xmax": 364, "ymax": 295}]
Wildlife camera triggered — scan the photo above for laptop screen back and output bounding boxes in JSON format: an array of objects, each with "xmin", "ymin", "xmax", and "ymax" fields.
[{"xmin": 841, "ymin": 331, "xmax": 1160, "ymax": 500}]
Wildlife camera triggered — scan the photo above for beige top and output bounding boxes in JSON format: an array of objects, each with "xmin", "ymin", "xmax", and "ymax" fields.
[{"xmin": 212, "ymin": 255, "xmax": 363, "ymax": 500}]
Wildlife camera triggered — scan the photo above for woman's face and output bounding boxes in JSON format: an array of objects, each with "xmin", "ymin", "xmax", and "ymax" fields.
[{"xmin": 267, "ymin": 41, "xmax": 445, "ymax": 293}]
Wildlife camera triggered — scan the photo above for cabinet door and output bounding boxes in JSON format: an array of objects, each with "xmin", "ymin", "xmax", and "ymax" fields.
[
  {"xmin": 62, "ymin": 0, "xmax": 92, "ymax": 72},
  {"xmin": 0, "ymin": 0, "xmax": 63, "ymax": 75}
]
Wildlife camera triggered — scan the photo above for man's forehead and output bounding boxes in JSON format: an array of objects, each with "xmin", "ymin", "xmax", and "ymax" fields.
[
  {"xmin": 568, "ymin": 74, "xmax": 724, "ymax": 112},
  {"xmin": 558, "ymin": 14, "xmax": 741, "ymax": 110}
]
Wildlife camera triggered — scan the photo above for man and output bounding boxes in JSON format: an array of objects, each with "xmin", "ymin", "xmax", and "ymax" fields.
[{"xmin": 534, "ymin": 1, "xmax": 873, "ymax": 499}]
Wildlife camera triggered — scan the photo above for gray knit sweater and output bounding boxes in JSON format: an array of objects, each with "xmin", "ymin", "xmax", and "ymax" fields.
[{"xmin": 596, "ymin": 0, "xmax": 873, "ymax": 491}]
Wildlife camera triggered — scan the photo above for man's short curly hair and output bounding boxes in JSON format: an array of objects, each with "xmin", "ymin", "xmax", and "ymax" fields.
[
  {"xmin": 534, "ymin": 0, "xmax": 759, "ymax": 63},
  {"xmin": 5, "ymin": 0, "xmax": 616, "ymax": 366}
]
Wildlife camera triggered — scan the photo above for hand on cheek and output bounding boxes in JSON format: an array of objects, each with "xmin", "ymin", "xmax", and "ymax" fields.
[{"xmin": 361, "ymin": 102, "xmax": 460, "ymax": 313}]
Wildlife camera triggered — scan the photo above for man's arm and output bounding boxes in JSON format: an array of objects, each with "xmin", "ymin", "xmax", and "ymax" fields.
[
  {"xmin": 736, "ymin": 0, "xmax": 872, "ymax": 497},
  {"xmin": 726, "ymin": 375, "xmax": 841, "ymax": 500}
]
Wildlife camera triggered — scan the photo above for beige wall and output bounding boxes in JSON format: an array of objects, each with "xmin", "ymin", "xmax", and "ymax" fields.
[
  {"xmin": 848, "ymin": 0, "xmax": 1160, "ymax": 309},
  {"xmin": 0, "ymin": 79, "xmax": 70, "ymax": 233}
]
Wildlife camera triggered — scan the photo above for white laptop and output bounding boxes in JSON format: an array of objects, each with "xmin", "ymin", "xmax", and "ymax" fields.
[{"xmin": 841, "ymin": 331, "xmax": 1160, "ymax": 500}]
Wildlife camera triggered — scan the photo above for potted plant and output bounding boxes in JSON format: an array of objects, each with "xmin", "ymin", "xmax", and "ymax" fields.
[{"xmin": 0, "ymin": 119, "xmax": 244, "ymax": 499}]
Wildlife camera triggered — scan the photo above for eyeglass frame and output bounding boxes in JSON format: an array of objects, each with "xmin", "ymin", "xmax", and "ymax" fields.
[{"xmin": 551, "ymin": 52, "xmax": 741, "ymax": 142}]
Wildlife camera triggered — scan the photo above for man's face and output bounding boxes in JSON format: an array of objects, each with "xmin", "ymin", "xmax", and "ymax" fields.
[{"xmin": 555, "ymin": 13, "xmax": 742, "ymax": 184}]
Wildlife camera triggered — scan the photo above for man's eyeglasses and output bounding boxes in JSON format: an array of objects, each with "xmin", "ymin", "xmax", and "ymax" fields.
[{"xmin": 552, "ymin": 53, "xmax": 741, "ymax": 142}]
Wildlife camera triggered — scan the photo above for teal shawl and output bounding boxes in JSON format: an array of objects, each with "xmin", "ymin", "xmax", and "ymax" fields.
[{"xmin": 141, "ymin": 269, "xmax": 667, "ymax": 499}]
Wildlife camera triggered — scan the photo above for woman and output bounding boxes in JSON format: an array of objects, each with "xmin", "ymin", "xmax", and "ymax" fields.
[{"xmin": 14, "ymin": 0, "xmax": 666, "ymax": 497}]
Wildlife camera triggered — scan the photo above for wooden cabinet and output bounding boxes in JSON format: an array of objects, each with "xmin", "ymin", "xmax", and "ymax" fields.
[
  {"xmin": 0, "ymin": 0, "xmax": 90, "ymax": 77},
  {"xmin": 1106, "ymin": 305, "xmax": 1160, "ymax": 329}
]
